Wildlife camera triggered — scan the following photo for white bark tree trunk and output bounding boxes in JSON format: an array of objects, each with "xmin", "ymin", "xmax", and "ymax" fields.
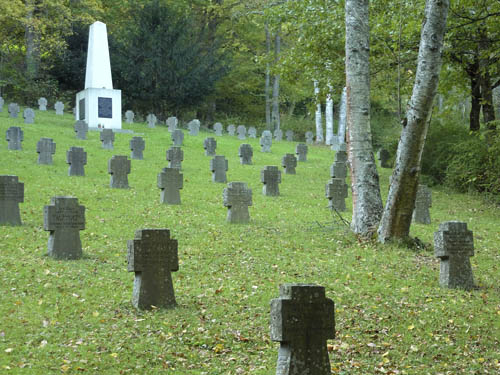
[
  {"xmin": 271, "ymin": 25, "xmax": 281, "ymax": 131},
  {"xmin": 265, "ymin": 21, "xmax": 271, "ymax": 129},
  {"xmin": 325, "ymin": 85, "xmax": 334, "ymax": 145},
  {"xmin": 338, "ymin": 86, "xmax": 347, "ymax": 144},
  {"xmin": 345, "ymin": 0, "xmax": 383, "ymax": 236},
  {"xmin": 314, "ymin": 80, "xmax": 324, "ymax": 143},
  {"xmin": 378, "ymin": 0, "xmax": 449, "ymax": 242}
]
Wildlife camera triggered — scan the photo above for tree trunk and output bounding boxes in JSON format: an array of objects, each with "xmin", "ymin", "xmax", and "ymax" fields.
[
  {"xmin": 25, "ymin": 0, "xmax": 40, "ymax": 80},
  {"xmin": 345, "ymin": 0, "xmax": 383, "ymax": 236},
  {"xmin": 265, "ymin": 21, "xmax": 271, "ymax": 129},
  {"xmin": 314, "ymin": 80, "xmax": 324, "ymax": 143},
  {"xmin": 325, "ymin": 86, "xmax": 334, "ymax": 145},
  {"xmin": 378, "ymin": 0, "xmax": 449, "ymax": 243},
  {"xmin": 468, "ymin": 57, "xmax": 481, "ymax": 132},
  {"xmin": 271, "ymin": 25, "xmax": 281, "ymax": 131},
  {"xmin": 479, "ymin": 29, "xmax": 496, "ymax": 129}
]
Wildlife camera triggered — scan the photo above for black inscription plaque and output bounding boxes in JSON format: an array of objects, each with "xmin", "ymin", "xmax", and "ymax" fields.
[
  {"xmin": 98, "ymin": 97, "xmax": 113, "ymax": 119},
  {"xmin": 79, "ymin": 99, "xmax": 85, "ymax": 121}
]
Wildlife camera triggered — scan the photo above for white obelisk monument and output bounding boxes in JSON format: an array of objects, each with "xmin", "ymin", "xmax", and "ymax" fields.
[{"xmin": 75, "ymin": 21, "xmax": 122, "ymax": 129}]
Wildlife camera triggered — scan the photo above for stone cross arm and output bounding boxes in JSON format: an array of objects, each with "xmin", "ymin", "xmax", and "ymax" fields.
[
  {"xmin": 43, "ymin": 199, "xmax": 85, "ymax": 231},
  {"xmin": 157, "ymin": 169, "xmax": 183, "ymax": 189},
  {"xmin": 0, "ymin": 176, "xmax": 24, "ymax": 203},
  {"xmin": 127, "ymin": 229, "xmax": 179, "ymax": 272},
  {"xmin": 434, "ymin": 221, "xmax": 474, "ymax": 259}
]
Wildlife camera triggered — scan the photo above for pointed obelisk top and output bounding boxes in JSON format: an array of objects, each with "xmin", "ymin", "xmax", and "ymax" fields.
[{"xmin": 85, "ymin": 21, "xmax": 113, "ymax": 90}]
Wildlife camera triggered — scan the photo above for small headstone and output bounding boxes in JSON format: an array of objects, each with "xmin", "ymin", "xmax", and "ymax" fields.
[
  {"xmin": 108, "ymin": 155, "xmax": 131, "ymax": 189},
  {"xmin": 305, "ymin": 131, "xmax": 314, "ymax": 144},
  {"xmin": 146, "ymin": 113, "xmax": 157, "ymax": 128},
  {"xmin": 260, "ymin": 130, "xmax": 272, "ymax": 152},
  {"xmin": 66, "ymin": 147, "xmax": 87, "ymax": 176},
  {"xmin": 270, "ymin": 283, "xmax": 335, "ymax": 375},
  {"xmin": 0, "ymin": 97, "xmax": 4, "ymax": 112},
  {"xmin": 54, "ymin": 101, "xmax": 64, "ymax": 115},
  {"xmin": 413, "ymin": 184, "xmax": 432, "ymax": 224},
  {"xmin": 239, "ymin": 144, "xmax": 253, "ymax": 165},
  {"xmin": 326, "ymin": 178, "xmax": 348, "ymax": 211},
  {"xmin": 335, "ymin": 144, "xmax": 348, "ymax": 163},
  {"xmin": 0, "ymin": 175, "xmax": 24, "ymax": 226},
  {"xmin": 210, "ymin": 155, "xmax": 228, "ymax": 183},
  {"xmin": 43, "ymin": 196, "xmax": 85, "ymax": 259},
  {"xmin": 248, "ymin": 127, "xmax": 257, "ymax": 138},
  {"xmin": 434, "ymin": 221, "xmax": 475, "ymax": 290},
  {"xmin": 166, "ymin": 116, "xmax": 178, "ymax": 132},
  {"xmin": 38, "ymin": 97, "xmax": 47, "ymax": 111},
  {"xmin": 203, "ymin": 137, "xmax": 217, "ymax": 156},
  {"xmin": 37, "ymin": 138, "xmax": 56, "ymax": 165},
  {"xmin": 330, "ymin": 161, "xmax": 347, "ymax": 179},
  {"xmin": 237, "ymin": 125, "xmax": 246, "ymax": 140},
  {"xmin": 282, "ymin": 154, "xmax": 297, "ymax": 175},
  {"xmin": 378, "ymin": 149, "xmax": 391, "ymax": 168},
  {"xmin": 285, "ymin": 130, "xmax": 294, "ymax": 142},
  {"xmin": 223, "ymin": 182, "xmax": 252, "ymax": 223},
  {"xmin": 100, "ymin": 129, "xmax": 115, "ymax": 149},
  {"xmin": 8, "ymin": 103, "xmax": 20, "ymax": 118},
  {"xmin": 6, "ymin": 127, "xmax": 23, "ymax": 150},
  {"xmin": 127, "ymin": 229, "xmax": 179, "ymax": 309},
  {"xmin": 188, "ymin": 119, "xmax": 200, "ymax": 136},
  {"xmin": 213, "ymin": 122, "xmax": 223, "ymax": 136},
  {"xmin": 274, "ymin": 129, "xmax": 283, "ymax": 141},
  {"xmin": 157, "ymin": 167, "xmax": 183, "ymax": 205},
  {"xmin": 130, "ymin": 136, "xmax": 145, "ymax": 160},
  {"xmin": 125, "ymin": 110, "xmax": 135, "ymax": 123},
  {"xmin": 171, "ymin": 129, "xmax": 184, "ymax": 146},
  {"xmin": 261, "ymin": 166, "xmax": 281, "ymax": 196},
  {"xmin": 23, "ymin": 108, "xmax": 35, "ymax": 124},
  {"xmin": 227, "ymin": 124, "xmax": 236, "ymax": 136},
  {"xmin": 295, "ymin": 143, "xmax": 308, "ymax": 162},
  {"xmin": 74, "ymin": 120, "xmax": 89, "ymax": 140},
  {"xmin": 166, "ymin": 146, "xmax": 183, "ymax": 170}
]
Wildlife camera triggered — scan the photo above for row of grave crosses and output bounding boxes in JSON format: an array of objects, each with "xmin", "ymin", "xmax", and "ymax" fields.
[{"xmin": 2, "ymin": 99, "xmax": 65, "ymax": 123}]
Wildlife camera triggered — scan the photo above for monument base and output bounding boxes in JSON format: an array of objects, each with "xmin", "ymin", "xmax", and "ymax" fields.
[{"xmin": 75, "ymin": 88, "xmax": 122, "ymax": 129}]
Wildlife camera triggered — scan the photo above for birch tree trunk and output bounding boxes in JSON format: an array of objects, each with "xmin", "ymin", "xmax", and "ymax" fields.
[
  {"xmin": 314, "ymin": 80, "xmax": 324, "ymax": 143},
  {"xmin": 378, "ymin": 0, "xmax": 449, "ymax": 242},
  {"xmin": 325, "ymin": 85, "xmax": 334, "ymax": 145},
  {"xmin": 265, "ymin": 21, "xmax": 271, "ymax": 129},
  {"xmin": 345, "ymin": 0, "xmax": 383, "ymax": 236},
  {"xmin": 25, "ymin": 0, "xmax": 40, "ymax": 80},
  {"xmin": 271, "ymin": 25, "xmax": 281, "ymax": 131}
]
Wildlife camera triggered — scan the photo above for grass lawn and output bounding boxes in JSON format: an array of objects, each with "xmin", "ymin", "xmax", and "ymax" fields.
[{"xmin": 1, "ymin": 106, "xmax": 499, "ymax": 374}]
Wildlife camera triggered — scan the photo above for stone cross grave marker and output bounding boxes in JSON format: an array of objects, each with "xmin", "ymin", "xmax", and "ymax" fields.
[
  {"xmin": 147, "ymin": 113, "xmax": 157, "ymax": 128},
  {"xmin": 171, "ymin": 129, "xmax": 184, "ymax": 146},
  {"xmin": 239, "ymin": 144, "xmax": 253, "ymax": 165},
  {"xmin": 213, "ymin": 122, "xmax": 223, "ymax": 136},
  {"xmin": 0, "ymin": 96, "xmax": 4, "ymax": 112},
  {"xmin": 295, "ymin": 143, "xmax": 308, "ymax": 162},
  {"xmin": 326, "ymin": 178, "xmax": 348, "ymax": 211},
  {"xmin": 285, "ymin": 130, "xmax": 294, "ymax": 142},
  {"xmin": 274, "ymin": 129, "xmax": 283, "ymax": 142},
  {"xmin": 166, "ymin": 146, "xmax": 183, "ymax": 170},
  {"xmin": 23, "ymin": 108, "xmax": 35, "ymax": 124},
  {"xmin": 37, "ymin": 138, "xmax": 56, "ymax": 165},
  {"xmin": 237, "ymin": 125, "xmax": 246, "ymax": 140},
  {"xmin": 38, "ymin": 97, "xmax": 47, "ymax": 111},
  {"xmin": 188, "ymin": 119, "xmax": 200, "ymax": 136},
  {"xmin": 270, "ymin": 283, "xmax": 335, "ymax": 375},
  {"xmin": 6, "ymin": 127, "xmax": 23, "ymax": 150},
  {"xmin": 330, "ymin": 161, "xmax": 347, "ymax": 179},
  {"xmin": 74, "ymin": 120, "xmax": 89, "ymax": 140},
  {"xmin": 166, "ymin": 116, "xmax": 178, "ymax": 132},
  {"xmin": 335, "ymin": 144, "xmax": 348, "ymax": 163},
  {"xmin": 223, "ymin": 182, "xmax": 252, "ymax": 223},
  {"xmin": 125, "ymin": 110, "xmax": 134, "ymax": 123},
  {"xmin": 0, "ymin": 175, "xmax": 24, "ymax": 226},
  {"xmin": 54, "ymin": 101, "xmax": 64, "ymax": 115},
  {"xmin": 227, "ymin": 124, "xmax": 236, "ymax": 136},
  {"xmin": 248, "ymin": 127, "xmax": 257, "ymax": 138},
  {"xmin": 108, "ymin": 155, "xmax": 131, "ymax": 188},
  {"xmin": 413, "ymin": 184, "xmax": 432, "ymax": 224},
  {"xmin": 260, "ymin": 130, "xmax": 272, "ymax": 152},
  {"xmin": 43, "ymin": 196, "xmax": 85, "ymax": 259},
  {"xmin": 130, "ymin": 136, "xmax": 145, "ymax": 160},
  {"xmin": 261, "ymin": 166, "xmax": 281, "ymax": 196},
  {"xmin": 127, "ymin": 229, "xmax": 179, "ymax": 310},
  {"xmin": 203, "ymin": 137, "xmax": 217, "ymax": 156},
  {"xmin": 305, "ymin": 131, "xmax": 314, "ymax": 144},
  {"xmin": 8, "ymin": 103, "xmax": 20, "ymax": 118},
  {"xmin": 157, "ymin": 167, "xmax": 183, "ymax": 205},
  {"xmin": 282, "ymin": 154, "xmax": 297, "ymax": 174},
  {"xmin": 100, "ymin": 129, "xmax": 115, "ymax": 149},
  {"xmin": 434, "ymin": 221, "xmax": 475, "ymax": 290},
  {"xmin": 378, "ymin": 149, "xmax": 391, "ymax": 168},
  {"xmin": 67, "ymin": 147, "xmax": 87, "ymax": 176},
  {"xmin": 211, "ymin": 155, "xmax": 228, "ymax": 183}
]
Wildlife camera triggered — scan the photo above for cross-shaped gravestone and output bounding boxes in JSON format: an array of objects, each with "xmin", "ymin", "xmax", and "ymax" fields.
[
  {"xmin": 378, "ymin": 149, "xmax": 391, "ymax": 168},
  {"xmin": 188, "ymin": 119, "xmax": 200, "ymax": 136},
  {"xmin": 0, "ymin": 175, "xmax": 24, "ymax": 226},
  {"xmin": 125, "ymin": 110, "xmax": 135, "ymax": 123},
  {"xmin": 305, "ymin": 131, "xmax": 314, "ymax": 144},
  {"xmin": 166, "ymin": 116, "xmax": 178, "ymax": 132},
  {"xmin": 100, "ymin": 129, "xmax": 115, "ymax": 149},
  {"xmin": 261, "ymin": 166, "xmax": 281, "ymax": 196},
  {"xmin": 37, "ymin": 138, "xmax": 56, "ymax": 165},
  {"xmin": 282, "ymin": 154, "xmax": 297, "ymax": 174},
  {"xmin": 274, "ymin": 129, "xmax": 283, "ymax": 142},
  {"xmin": 203, "ymin": 137, "xmax": 217, "ymax": 156},
  {"xmin": 8, "ymin": 103, "xmax": 20, "ymax": 118},
  {"xmin": 38, "ymin": 97, "xmax": 47, "ymax": 111},
  {"xmin": 248, "ymin": 127, "xmax": 257, "ymax": 138},
  {"xmin": 166, "ymin": 146, "xmax": 184, "ymax": 170},
  {"xmin": 130, "ymin": 136, "xmax": 145, "ymax": 160},
  {"xmin": 213, "ymin": 122, "xmax": 223, "ymax": 136},
  {"xmin": 108, "ymin": 155, "xmax": 131, "ymax": 189},
  {"xmin": 147, "ymin": 113, "xmax": 157, "ymax": 128},
  {"xmin": 434, "ymin": 221, "xmax": 475, "ymax": 290},
  {"xmin": 413, "ymin": 184, "xmax": 432, "ymax": 224},
  {"xmin": 326, "ymin": 178, "xmax": 348, "ymax": 211},
  {"xmin": 0, "ymin": 96, "xmax": 4, "ymax": 112},
  {"xmin": 23, "ymin": 108, "xmax": 35, "ymax": 124},
  {"xmin": 260, "ymin": 130, "xmax": 272, "ymax": 152},
  {"xmin": 335, "ymin": 144, "xmax": 348, "ymax": 163},
  {"xmin": 285, "ymin": 130, "xmax": 294, "ymax": 142},
  {"xmin": 157, "ymin": 167, "xmax": 183, "ymax": 205},
  {"xmin": 74, "ymin": 120, "xmax": 88, "ymax": 140},
  {"xmin": 54, "ymin": 101, "xmax": 64, "ymax": 115},
  {"xmin": 6, "ymin": 127, "xmax": 23, "ymax": 150},
  {"xmin": 270, "ymin": 283, "xmax": 335, "ymax": 375},
  {"xmin": 43, "ymin": 196, "xmax": 85, "ymax": 259},
  {"xmin": 239, "ymin": 144, "xmax": 253, "ymax": 165},
  {"xmin": 227, "ymin": 124, "xmax": 236, "ymax": 136},
  {"xmin": 66, "ymin": 147, "xmax": 87, "ymax": 176},
  {"xmin": 295, "ymin": 143, "xmax": 308, "ymax": 162},
  {"xmin": 223, "ymin": 182, "xmax": 252, "ymax": 223},
  {"xmin": 237, "ymin": 125, "xmax": 246, "ymax": 140},
  {"xmin": 211, "ymin": 155, "xmax": 228, "ymax": 183},
  {"xmin": 127, "ymin": 229, "xmax": 179, "ymax": 309},
  {"xmin": 171, "ymin": 129, "xmax": 184, "ymax": 146},
  {"xmin": 330, "ymin": 161, "xmax": 347, "ymax": 179}
]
